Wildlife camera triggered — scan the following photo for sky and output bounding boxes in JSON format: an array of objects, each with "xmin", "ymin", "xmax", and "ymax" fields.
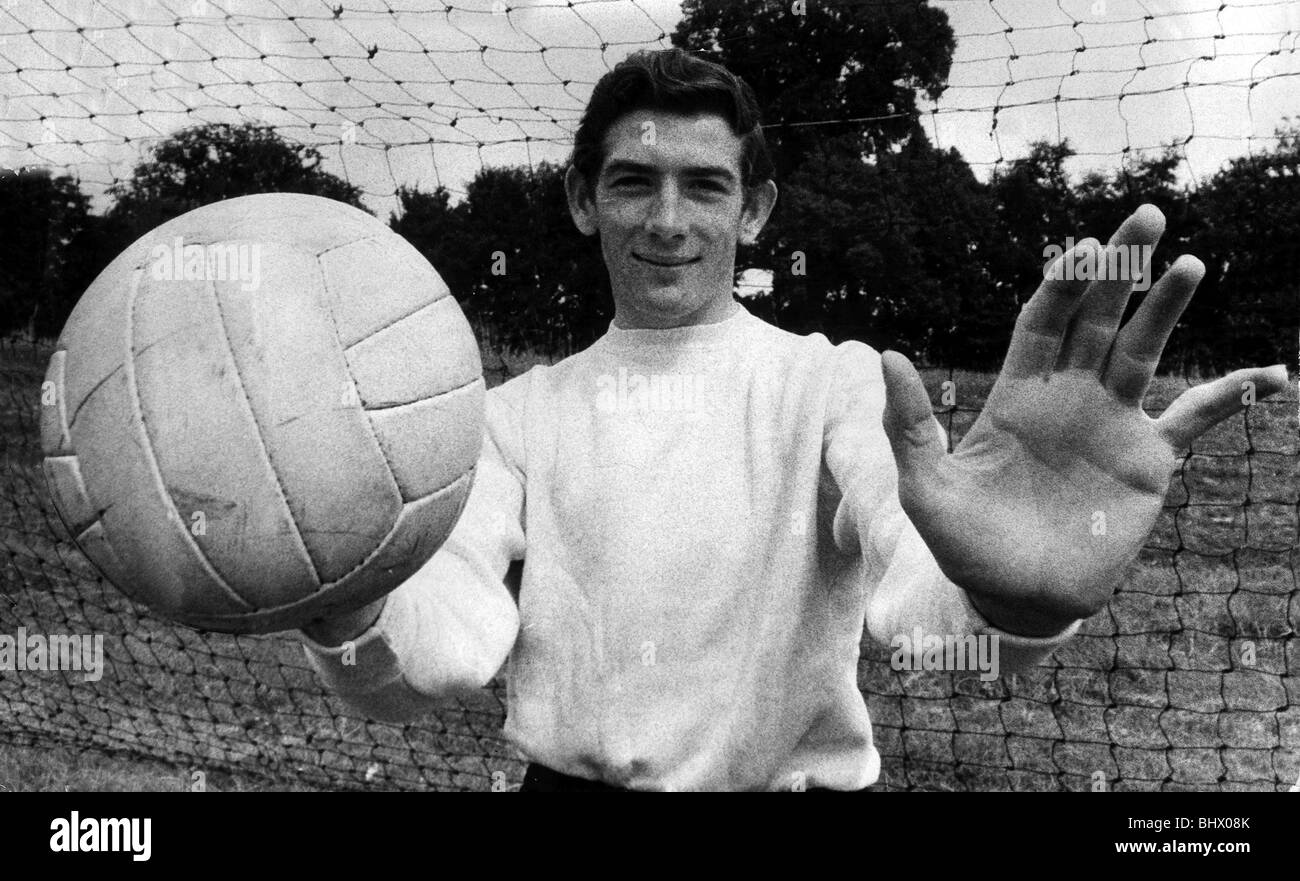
[{"xmin": 0, "ymin": 0, "xmax": 1296, "ymax": 224}]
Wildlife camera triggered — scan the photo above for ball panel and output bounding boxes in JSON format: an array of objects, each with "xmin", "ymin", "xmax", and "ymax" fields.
[
  {"xmin": 367, "ymin": 378, "xmax": 485, "ymax": 502},
  {"xmin": 212, "ymin": 243, "xmax": 403, "ymax": 583},
  {"xmin": 177, "ymin": 469, "xmax": 475, "ymax": 635},
  {"xmin": 346, "ymin": 296, "xmax": 482, "ymax": 408},
  {"xmin": 70, "ymin": 350, "xmax": 255, "ymax": 622},
  {"xmin": 359, "ymin": 468, "xmax": 474, "ymax": 578},
  {"xmin": 42, "ymin": 455, "xmax": 97, "ymax": 537},
  {"xmin": 132, "ymin": 268, "xmax": 321, "ymax": 608},
  {"xmin": 39, "ymin": 349, "xmax": 71, "ymax": 456},
  {"xmin": 159, "ymin": 193, "xmax": 382, "ymax": 256},
  {"xmin": 318, "ymin": 236, "xmax": 448, "ymax": 348},
  {"xmin": 59, "ymin": 265, "xmax": 135, "ymax": 429}
]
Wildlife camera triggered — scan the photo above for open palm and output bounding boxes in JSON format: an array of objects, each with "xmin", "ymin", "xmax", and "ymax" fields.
[{"xmin": 881, "ymin": 205, "xmax": 1290, "ymax": 636}]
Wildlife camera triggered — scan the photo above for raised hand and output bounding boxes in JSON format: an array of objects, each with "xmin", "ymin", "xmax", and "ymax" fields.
[{"xmin": 879, "ymin": 204, "xmax": 1290, "ymax": 637}]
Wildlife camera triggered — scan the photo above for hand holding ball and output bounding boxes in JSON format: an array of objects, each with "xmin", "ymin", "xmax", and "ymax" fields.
[{"xmin": 40, "ymin": 194, "xmax": 484, "ymax": 634}]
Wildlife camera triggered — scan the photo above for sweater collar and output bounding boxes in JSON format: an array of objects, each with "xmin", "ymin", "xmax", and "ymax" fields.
[{"xmin": 599, "ymin": 301, "xmax": 751, "ymax": 352}]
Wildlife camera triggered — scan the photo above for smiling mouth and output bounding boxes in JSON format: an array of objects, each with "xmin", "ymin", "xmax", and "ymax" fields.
[{"xmin": 633, "ymin": 252, "xmax": 700, "ymax": 268}]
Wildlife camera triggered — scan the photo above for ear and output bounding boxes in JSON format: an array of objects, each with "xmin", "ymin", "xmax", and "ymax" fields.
[
  {"xmin": 565, "ymin": 165, "xmax": 599, "ymax": 237},
  {"xmin": 738, "ymin": 179, "xmax": 778, "ymax": 246}
]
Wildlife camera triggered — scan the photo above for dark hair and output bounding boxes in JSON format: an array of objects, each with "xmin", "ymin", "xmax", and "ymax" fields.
[{"xmin": 570, "ymin": 48, "xmax": 774, "ymax": 196}]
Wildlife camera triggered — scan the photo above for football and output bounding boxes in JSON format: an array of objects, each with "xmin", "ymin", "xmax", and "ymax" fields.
[{"xmin": 39, "ymin": 193, "xmax": 485, "ymax": 634}]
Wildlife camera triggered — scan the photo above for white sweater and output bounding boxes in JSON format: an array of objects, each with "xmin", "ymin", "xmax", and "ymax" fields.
[{"xmin": 302, "ymin": 302, "xmax": 1080, "ymax": 791}]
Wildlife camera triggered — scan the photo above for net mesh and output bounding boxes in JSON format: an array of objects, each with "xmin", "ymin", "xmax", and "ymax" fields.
[{"xmin": 1, "ymin": 0, "xmax": 1297, "ymax": 791}]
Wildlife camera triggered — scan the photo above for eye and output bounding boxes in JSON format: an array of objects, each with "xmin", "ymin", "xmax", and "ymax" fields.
[
  {"xmin": 693, "ymin": 179, "xmax": 726, "ymax": 191},
  {"xmin": 612, "ymin": 176, "xmax": 649, "ymax": 188}
]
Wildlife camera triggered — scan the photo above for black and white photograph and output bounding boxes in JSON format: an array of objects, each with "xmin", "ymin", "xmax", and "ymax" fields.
[{"xmin": 0, "ymin": 0, "xmax": 1297, "ymax": 845}]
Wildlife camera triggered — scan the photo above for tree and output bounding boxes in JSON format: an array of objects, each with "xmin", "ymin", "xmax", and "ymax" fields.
[
  {"xmin": 107, "ymin": 123, "xmax": 366, "ymax": 238},
  {"xmin": 0, "ymin": 168, "xmax": 96, "ymax": 338},
  {"xmin": 770, "ymin": 126, "xmax": 1004, "ymax": 365},
  {"xmin": 1181, "ymin": 125, "xmax": 1300, "ymax": 374},
  {"xmin": 987, "ymin": 135, "xmax": 1295, "ymax": 375},
  {"xmin": 391, "ymin": 162, "xmax": 610, "ymax": 354},
  {"xmin": 389, "ymin": 185, "xmax": 476, "ymax": 310},
  {"xmin": 894, "ymin": 128, "xmax": 1011, "ymax": 369},
  {"xmin": 673, "ymin": 0, "xmax": 955, "ymax": 182},
  {"xmin": 988, "ymin": 141, "xmax": 1198, "ymax": 367},
  {"xmin": 987, "ymin": 140, "xmax": 1081, "ymax": 304}
]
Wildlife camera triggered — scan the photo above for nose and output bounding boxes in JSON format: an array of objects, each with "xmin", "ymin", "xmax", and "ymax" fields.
[{"xmin": 644, "ymin": 182, "xmax": 687, "ymax": 239}]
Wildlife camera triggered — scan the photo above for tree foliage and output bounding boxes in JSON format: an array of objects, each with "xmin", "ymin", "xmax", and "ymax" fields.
[
  {"xmin": 1181, "ymin": 124, "xmax": 1300, "ymax": 373},
  {"xmin": 672, "ymin": 0, "xmax": 958, "ymax": 296},
  {"xmin": 107, "ymin": 122, "xmax": 366, "ymax": 239},
  {"xmin": 673, "ymin": 0, "xmax": 954, "ymax": 181},
  {"xmin": 391, "ymin": 161, "xmax": 610, "ymax": 353},
  {"xmin": 0, "ymin": 168, "xmax": 106, "ymax": 338}
]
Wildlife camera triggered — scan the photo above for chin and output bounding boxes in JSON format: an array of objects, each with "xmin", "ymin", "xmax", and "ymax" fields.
[{"xmin": 627, "ymin": 286, "xmax": 699, "ymax": 317}]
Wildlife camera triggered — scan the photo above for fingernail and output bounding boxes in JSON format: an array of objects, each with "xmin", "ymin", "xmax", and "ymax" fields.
[
  {"xmin": 1174, "ymin": 254, "xmax": 1205, "ymax": 277},
  {"xmin": 1135, "ymin": 203, "xmax": 1164, "ymax": 223}
]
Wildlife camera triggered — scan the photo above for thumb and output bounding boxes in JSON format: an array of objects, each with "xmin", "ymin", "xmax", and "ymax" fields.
[{"xmin": 881, "ymin": 350, "xmax": 946, "ymax": 488}]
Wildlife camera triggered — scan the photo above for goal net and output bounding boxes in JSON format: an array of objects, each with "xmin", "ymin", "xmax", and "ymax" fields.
[{"xmin": 1, "ymin": 0, "xmax": 1296, "ymax": 791}]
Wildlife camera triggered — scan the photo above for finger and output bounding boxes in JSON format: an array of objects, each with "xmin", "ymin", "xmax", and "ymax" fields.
[
  {"xmin": 1155, "ymin": 365, "xmax": 1291, "ymax": 450},
  {"xmin": 881, "ymin": 350, "xmax": 946, "ymax": 494},
  {"xmin": 1001, "ymin": 237, "xmax": 1101, "ymax": 379},
  {"xmin": 1102, "ymin": 255, "xmax": 1205, "ymax": 404},
  {"xmin": 1056, "ymin": 203, "xmax": 1165, "ymax": 373}
]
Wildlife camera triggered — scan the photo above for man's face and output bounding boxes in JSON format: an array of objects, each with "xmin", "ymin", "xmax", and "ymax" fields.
[{"xmin": 566, "ymin": 109, "xmax": 776, "ymax": 329}]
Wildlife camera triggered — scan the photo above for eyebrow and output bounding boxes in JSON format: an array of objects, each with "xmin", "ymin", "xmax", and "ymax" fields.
[{"xmin": 601, "ymin": 160, "xmax": 737, "ymax": 183}]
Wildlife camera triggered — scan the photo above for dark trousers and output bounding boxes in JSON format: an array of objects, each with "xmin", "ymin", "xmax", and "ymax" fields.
[{"xmin": 519, "ymin": 762, "xmax": 871, "ymax": 792}]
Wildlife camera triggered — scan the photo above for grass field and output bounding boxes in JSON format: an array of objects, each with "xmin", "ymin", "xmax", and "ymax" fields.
[
  {"xmin": 0, "ymin": 741, "xmax": 319, "ymax": 792},
  {"xmin": 1, "ymin": 333, "xmax": 1296, "ymax": 791}
]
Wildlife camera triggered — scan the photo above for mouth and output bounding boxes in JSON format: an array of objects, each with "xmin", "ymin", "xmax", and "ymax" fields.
[{"xmin": 633, "ymin": 252, "xmax": 701, "ymax": 268}]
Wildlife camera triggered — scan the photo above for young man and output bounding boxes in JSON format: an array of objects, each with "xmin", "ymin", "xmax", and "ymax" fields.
[{"xmin": 300, "ymin": 49, "xmax": 1289, "ymax": 791}]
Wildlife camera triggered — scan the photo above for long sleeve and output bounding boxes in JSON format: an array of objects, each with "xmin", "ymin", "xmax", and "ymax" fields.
[
  {"xmin": 299, "ymin": 379, "xmax": 528, "ymax": 722},
  {"xmin": 823, "ymin": 341, "xmax": 1081, "ymax": 676}
]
